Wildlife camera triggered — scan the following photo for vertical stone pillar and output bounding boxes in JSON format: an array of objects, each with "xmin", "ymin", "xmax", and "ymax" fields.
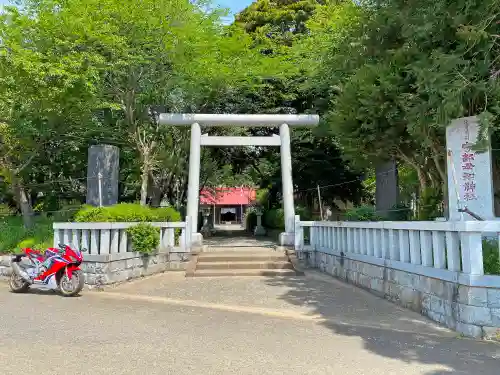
[
  {"xmin": 279, "ymin": 123, "xmax": 295, "ymax": 245},
  {"xmin": 186, "ymin": 123, "xmax": 202, "ymax": 245},
  {"xmin": 446, "ymin": 116, "xmax": 495, "ymax": 221},
  {"xmin": 86, "ymin": 145, "xmax": 119, "ymax": 207}
]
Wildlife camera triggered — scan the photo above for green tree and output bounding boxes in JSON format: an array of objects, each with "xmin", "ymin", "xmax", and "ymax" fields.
[
  {"xmin": 0, "ymin": 3, "xmax": 107, "ymax": 225},
  {"xmin": 1, "ymin": 0, "xmax": 270, "ymax": 214},
  {"xmin": 223, "ymin": 0, "xmax": 364, "ymax": 206},
  {"xmin": 308, "ymin": 0, "xmax": 500, "ymax": 206}
]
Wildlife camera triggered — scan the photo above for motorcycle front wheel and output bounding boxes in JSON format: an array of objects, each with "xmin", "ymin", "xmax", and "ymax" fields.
[
  {"xmin": 9, "ymin": 273, "xmax": 30, "ymax": 293},
  {"xmin": 59, "ymin": 270, "xmax": 85, "ymax": 297}
]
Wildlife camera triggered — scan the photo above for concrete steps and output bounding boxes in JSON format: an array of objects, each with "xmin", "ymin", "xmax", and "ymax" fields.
[
  {"xmin": 192, "ymin": 269, "xmax": 299, "ymax": 277},
  {"xmin": 196, "ymin": 260, "xmax": 294, "ymax": 270},
  {"xmin": 186, "ymin": 249, "xmax": 303, "ymax": 277},
  {"xmin": 197, "ymin": 252, "xmax": 288, "ymax": 263}
]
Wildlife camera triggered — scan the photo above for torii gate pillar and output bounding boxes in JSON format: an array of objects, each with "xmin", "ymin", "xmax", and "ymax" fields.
[{"xmin": 159, "ymin": 113, "xmax": 320, "ymax": 248}]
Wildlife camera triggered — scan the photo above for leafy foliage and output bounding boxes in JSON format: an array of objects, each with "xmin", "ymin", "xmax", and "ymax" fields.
[
  {"xmin": 263, "ymin": 206, "xmax": 312, "ymax": 229},
  {"xmin": 74, "ymin": 203, "xmax": 181, "ymax": 223},
  {"xmin": 306, "ymin": 0, "xmax": 500, "ymax": 208},
  {"xmin": 126, "ymin": 223, "xmax": 160, "ymax": 255},
  {"xmin": 344, "ymin": 206, "xmax": 383, "ymax": 222},
  {"xmin": 245, "ymin": 209, "xmax": 258, "ymax": 232},
  {"xmin": 3, "ymin": 0, "xmax": 498, "ymax": 226},
  {"xmin": 0, "ymin": 216, "xmax": 53, "ymax": 254},
  {"xmin": 483, "ymin": 240, "xmax": 500, "ymax": 275}
]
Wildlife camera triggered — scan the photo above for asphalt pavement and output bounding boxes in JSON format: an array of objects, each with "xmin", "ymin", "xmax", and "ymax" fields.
[{"xmin": 0, "ymin": 271, "xmax": 499, "ymax": 375}]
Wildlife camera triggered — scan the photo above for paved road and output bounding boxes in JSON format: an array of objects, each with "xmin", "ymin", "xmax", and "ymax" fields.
[{"xmin": 0, "ymin": 272, "xmax": 499, "ymax": 375}]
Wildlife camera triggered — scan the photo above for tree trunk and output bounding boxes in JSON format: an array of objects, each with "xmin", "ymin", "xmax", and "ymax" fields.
[
  {"xmin": 431, "ymin": 152, "xmax": 446, "ymax": 184},
  {"xmin": 416, "ymin": 167, "xmax": 427, "ymax": 194},
  {"xmin": 12, "ymin": 178, "xmax": 33, "ymax": 228},
  {"xmin": 140, "ymin": 165, "xmax": 149, "ymax": 206}
]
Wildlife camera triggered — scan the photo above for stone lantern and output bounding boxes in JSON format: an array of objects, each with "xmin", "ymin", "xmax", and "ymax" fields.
[
  {"xmin": 200, "ymin": 206, "xmax": 212, "ymax": 237},
  {"xmin": 254, "ymin": 206, "xmax": 266, "ymax": 236}
]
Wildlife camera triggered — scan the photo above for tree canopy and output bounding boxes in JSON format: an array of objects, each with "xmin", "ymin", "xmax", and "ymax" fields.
[{"xmin": 1, "ymin": 0, "xmax": 499, "ymax": 223}]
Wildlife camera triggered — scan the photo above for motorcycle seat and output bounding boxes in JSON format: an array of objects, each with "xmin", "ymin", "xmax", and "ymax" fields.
[{"xmin": 11, "ymin": 254, "xmax": 27, "ymax": 262}]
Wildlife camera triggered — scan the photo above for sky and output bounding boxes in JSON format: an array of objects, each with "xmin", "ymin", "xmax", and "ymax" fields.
[
  {"xmin": 0, "ymin": 0, "xmax": 255, "ymax": 23},
  {"xmin": 217, "ymin": 0, "xmax": 254, "ymax": 23},
  {"xmin": 217, "ymin": 0, "xmax": 254, "ymax": 15},
  {"xmin": 0, "ymin": 0, "xmax": 255, "ymax": 12}
]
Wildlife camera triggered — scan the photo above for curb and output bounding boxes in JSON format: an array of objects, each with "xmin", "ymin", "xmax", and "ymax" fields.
[{"xmin": 276, "ymin": 246, "xmax": 305, "ymax": 276}]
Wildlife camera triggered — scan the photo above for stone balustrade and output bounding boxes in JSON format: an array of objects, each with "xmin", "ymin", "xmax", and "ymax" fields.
[
  {"xmin": 52, "ymin": 220, "xmax": 192, "ymax": 285},
  {"xmin": 0, "ymin": 219, "xmax": 193, "ymax": 287},
  {"xmin": 53, "ymin": 220, "xmax": 191, "ymax": 254},
  {"xmin": 294, "ymin": 216, "xmax": 500, "ymax": 340}
]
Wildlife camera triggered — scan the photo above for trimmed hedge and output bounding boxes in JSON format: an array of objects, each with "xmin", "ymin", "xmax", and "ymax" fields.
[
  {"xmin": 74, "ymin": 203, "xmax": 181, "ymax": 223},
  {"xmin": 74, "ymin": 203, "xmax": 182, "ymax": 248}
]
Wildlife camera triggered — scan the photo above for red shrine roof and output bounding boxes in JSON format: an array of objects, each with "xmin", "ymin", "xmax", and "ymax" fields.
[{"xmin": 199, "ymin": 187, "xmax": 256, "ymax": 206}]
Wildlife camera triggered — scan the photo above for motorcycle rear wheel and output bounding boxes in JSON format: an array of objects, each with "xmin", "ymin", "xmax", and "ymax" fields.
[
  {"xmin": 9, "ymin": 273, "xmax": 30, "ymax": 293},
  {"xmin": 59, "ymin": 270, "xmax": 85, "ymax": 297}
]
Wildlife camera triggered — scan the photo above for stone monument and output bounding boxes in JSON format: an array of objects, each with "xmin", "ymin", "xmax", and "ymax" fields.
[
  {"xmin": 86, "ymin": 144, "xmax": 120, "ymax": 207},
  {"xmin": 375, "ymin": 160, "xmax": 399, "ymax": 217},
  {"xmin": 446, "ymin": 116, "xmax": 495, "ymax": 220}
]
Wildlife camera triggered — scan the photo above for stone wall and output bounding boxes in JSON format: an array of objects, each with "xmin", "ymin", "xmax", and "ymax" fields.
[
  {"xmin": 0, "ymin": 256, "xmax": 12, "ymax": 278},
  {"xmin": 0, "ymin": 251, "xmax": 190, "ymax": 286},
  {"xmin": 298, "ymin": 250, "xmax": 500, "ymax": 341}
]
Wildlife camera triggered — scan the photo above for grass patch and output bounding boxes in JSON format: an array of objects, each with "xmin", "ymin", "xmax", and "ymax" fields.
[
  {"xmin": 483, "ymin": 239, "xmax": 500, "ymax": 275},
  {"xmin": 0, "ymin": 216, "xmax": 53, "ymax": 255}
]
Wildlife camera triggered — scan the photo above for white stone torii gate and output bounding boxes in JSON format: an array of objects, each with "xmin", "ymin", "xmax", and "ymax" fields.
[{"xmin": 158, "ymin": 113, "xmax": 319, "ymax": 246}]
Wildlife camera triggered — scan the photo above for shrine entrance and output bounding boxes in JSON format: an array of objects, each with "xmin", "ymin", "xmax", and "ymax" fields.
[
  {"xmin": 220, "ymin": 208, "xmax": 237, "ymax": 223},
  {"xmin": 158, "ymin": 113, "xmax": 319, "ymax": 246}
]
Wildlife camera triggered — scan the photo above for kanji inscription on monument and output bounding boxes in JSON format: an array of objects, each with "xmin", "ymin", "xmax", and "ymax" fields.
[{"xmin": 446, "ymin": 116, "xmax": 495, "ymax": 220}]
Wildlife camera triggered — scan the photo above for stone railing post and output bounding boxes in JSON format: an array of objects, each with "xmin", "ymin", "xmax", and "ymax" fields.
[
  {"xmin": 460, "ymin": 231, "xmax": 484, "ymax": 275},
  {"xmin": 294, "ymin": 215, "xmax": 303, "ymax": 251}
]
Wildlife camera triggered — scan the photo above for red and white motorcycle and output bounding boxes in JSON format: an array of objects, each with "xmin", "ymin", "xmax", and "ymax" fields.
[{"xmin": 10, "ymin": 244, "xmax": 86, "ymax": 297}]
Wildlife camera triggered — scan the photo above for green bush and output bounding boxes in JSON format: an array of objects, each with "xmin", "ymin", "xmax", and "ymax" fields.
[
  {"xmin": 74, "ymin": 203, "xmax": 182, "ymax": 243},
  {"xmin": 345, "ymin": 205, "xmax": 383, "ymax": 221},
  {"xmin": 74, "ymin": 203, "xmax": 181, "ymax": 223},
  {"xmin": 0, "ymin": 216, "xmax": 53, "ymax": 254},
  {"xmin": 245, "ymin": 210, "xmax": 257, "ymax": 232},
  {"xmin": 262, "ymin": 206, "xmax": 313, "ymax": 229},
  {"xmin": 53, "ymin": 200, "xmax": 83, "ymax": 222},
  {"xmin": 0, "ymin": 203, "xmax": 15, "ymax": 217},
  {"xmin": 296, "ymin": 206, "xmax": 313, "ymax": 221},
  {"xmin": 126, "ymin": 223, "xmax": 160, "ymax": 255},
  {"xmin": 263, "ymin": 208, "xmax": 285, "ymax": 229},
  {"xmin": 483, "ymin": 240, "xmax": 500, "ymax": 275},
  {"xmin": 386, "ymin": 203, "xmax": 412, "ymax": 221},
  {"xmin": 417, "ymin": 187, "xmax": 443, "ymax": 220}
]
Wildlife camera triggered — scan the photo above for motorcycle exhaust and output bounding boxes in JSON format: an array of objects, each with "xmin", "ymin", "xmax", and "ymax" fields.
[{"xmin": 11, "ymin": 261, "xmax": 32, "ymax": 283}]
